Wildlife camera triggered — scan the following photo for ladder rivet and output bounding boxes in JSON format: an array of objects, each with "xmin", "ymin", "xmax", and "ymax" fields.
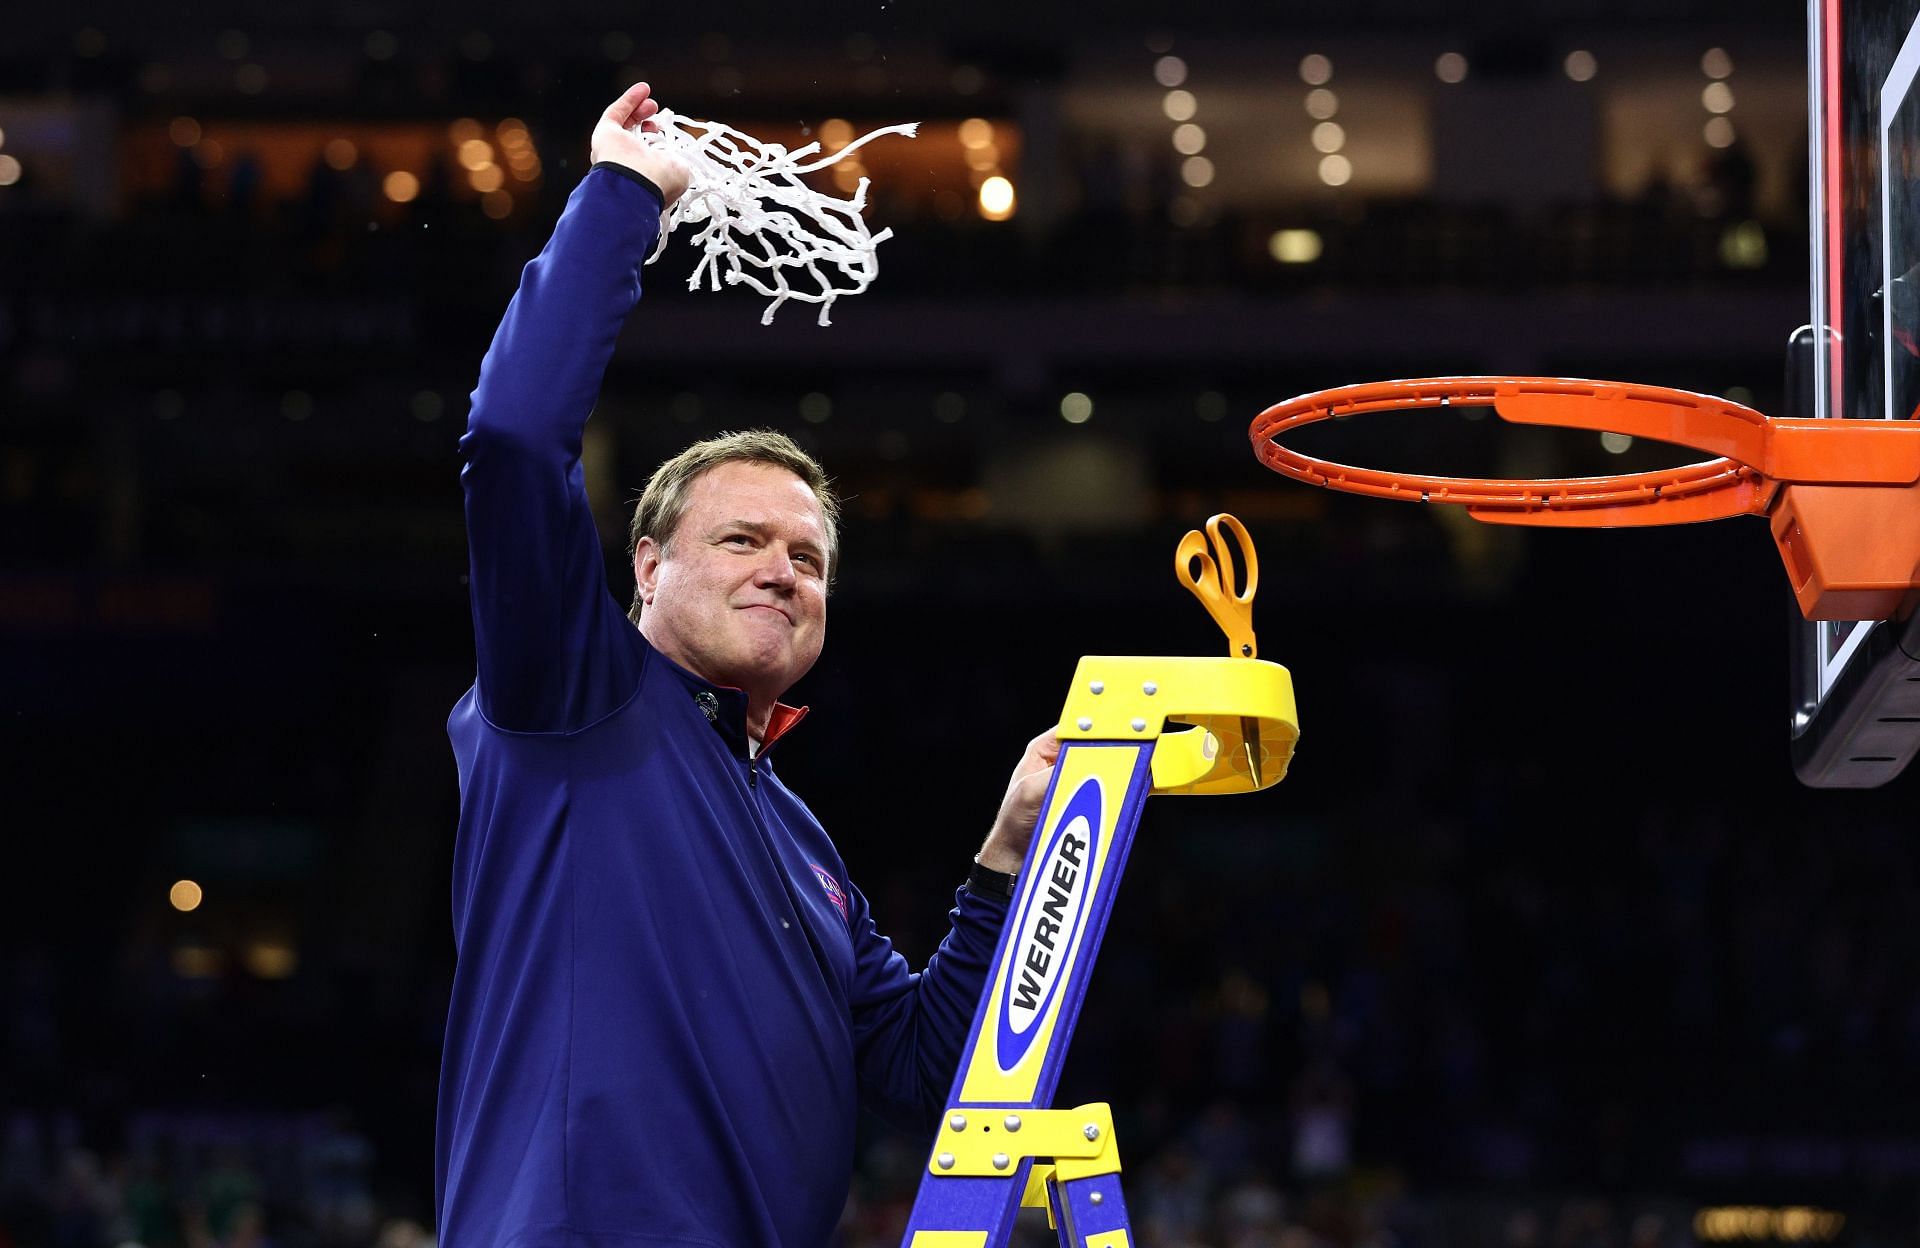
[
  {"xmin": 992, "ymin": 1152, "xmax": 1011, "ymax": 1170},
  {"xmin": 937, "ymin": 1152, "xmax": 955, "ymax": 1170},
  {"xmin": 1090, "ymin": 1192, "xmax": 1104, "ymax": 1206},
  {"xmin": 1004, "ymin": 1114, "xmax": 1022, "ymax": 1132},
  {"xmin": 1077, "ymin": 718, "xmax": 1093, "ymax": 731},
  {"xmin": 949, "ymin": 1113, "xmax": 967, "ymax": 1131},
  {"xmin": 1142, "ymin": 682, "xmax": 1157, "ymax": 695},
  {"xmin": 1089, "ymin": 681, "xmax": 1104, "ymax": 694},
  {"xmin": 1130, "ymin": 719, "xmax": 1146, "ymax": 733},
  {"xmin": 1083, "ymin": 1124, "xmax": 1101, "ymax": 1141}
]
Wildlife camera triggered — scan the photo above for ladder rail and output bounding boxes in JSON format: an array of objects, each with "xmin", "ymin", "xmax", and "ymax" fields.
[
  {"xmin": 900, "ymin": 514, "xmax": 1299, "ymax": 1248},
  {"xmin": 902, "ymin": 740, "xmax": 1156, "ymax": 1246}
]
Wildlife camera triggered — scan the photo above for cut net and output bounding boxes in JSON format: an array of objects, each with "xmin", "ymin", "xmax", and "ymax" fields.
[{"xmin": 633, "ymin": 110, "xmax": 918, "ymax": 326}]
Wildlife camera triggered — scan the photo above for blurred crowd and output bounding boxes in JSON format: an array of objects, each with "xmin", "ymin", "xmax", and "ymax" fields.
[
  {"xmin": 0, "ymin": 1109, "xmax": 429, "ymax": 1248},
  {"xmin": 7, "ymin": 776, "xmax": 1919, "ymax": 1246}
]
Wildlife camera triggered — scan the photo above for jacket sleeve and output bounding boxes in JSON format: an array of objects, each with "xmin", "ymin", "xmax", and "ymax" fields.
[
  {"xmin": 848, "ymin": 883, "xmax": 1011, "ymax": 1126},
  {"xmin": 459, "ymin": 166, "xmax": 663, "ymax": 733}
]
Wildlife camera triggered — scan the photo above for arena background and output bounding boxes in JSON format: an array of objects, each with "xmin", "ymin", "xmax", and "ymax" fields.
[{"xmin": 5, "ymin": 1, "xmax": 1919, "ymax": 1244}]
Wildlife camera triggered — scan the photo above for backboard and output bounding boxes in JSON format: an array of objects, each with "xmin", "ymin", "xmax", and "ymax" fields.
[{"xmin": 1791, "ymin": 0, "xmax": 1920, "ymax": 786}]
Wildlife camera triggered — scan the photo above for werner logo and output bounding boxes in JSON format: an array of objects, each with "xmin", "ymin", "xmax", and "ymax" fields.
[{"xmin": 996, "ymin": 777, "xmax": 1102, "ymax": 1070}]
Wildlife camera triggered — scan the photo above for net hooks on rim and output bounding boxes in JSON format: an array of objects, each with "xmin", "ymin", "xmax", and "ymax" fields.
[{"xmin": 1248, "ymin": 375, "xmax": 1920, "ymax": 620}]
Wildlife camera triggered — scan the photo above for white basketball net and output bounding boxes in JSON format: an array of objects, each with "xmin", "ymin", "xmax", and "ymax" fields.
[{"xmin": 633, "ymin": 110, "xmax": 918, "ymax": 326}]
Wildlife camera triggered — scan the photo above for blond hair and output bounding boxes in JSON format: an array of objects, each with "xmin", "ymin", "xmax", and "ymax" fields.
[{"xmin": 627, "ymin": 430, "xmax": 840, "ymax": 622}]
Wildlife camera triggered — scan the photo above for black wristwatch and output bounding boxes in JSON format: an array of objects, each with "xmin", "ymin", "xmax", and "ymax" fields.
[{"xmin": 967, "ymin": 855, "xmax": 1018, "ymax": 901}]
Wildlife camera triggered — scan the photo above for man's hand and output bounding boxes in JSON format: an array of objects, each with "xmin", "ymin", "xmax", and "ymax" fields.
[
  {"xmin": 590, "ymin": 82, "xmax": 690, "ymax": 208},
  {"xmin": 976, "ymin": 728, "xmax": 1062, "ymax": 875}
]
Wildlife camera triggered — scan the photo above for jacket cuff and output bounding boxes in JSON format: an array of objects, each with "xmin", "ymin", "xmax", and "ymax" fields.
[{"xmin": 590, "ymin": 161, "xmax": 666, "ymax": 210}]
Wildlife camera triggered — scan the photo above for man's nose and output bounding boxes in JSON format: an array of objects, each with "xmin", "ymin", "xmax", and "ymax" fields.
[{"xmin": 754, "ymin": 545, "xmax": 798, "ymax": 588}]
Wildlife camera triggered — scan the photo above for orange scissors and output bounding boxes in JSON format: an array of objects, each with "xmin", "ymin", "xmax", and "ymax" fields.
[
  {"xmin": 1174, "ymin": 513, "xmax": 1263, "ymax": 784},
  {"xmin": 1175, "ymin": 513, "xmax": 1258, "ymax": 659}
]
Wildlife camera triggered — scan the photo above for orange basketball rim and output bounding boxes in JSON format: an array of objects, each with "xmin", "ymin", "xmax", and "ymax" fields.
[{"xmin": 1249, "ymin": 376, "xmax": 1920, "ymax": 622}]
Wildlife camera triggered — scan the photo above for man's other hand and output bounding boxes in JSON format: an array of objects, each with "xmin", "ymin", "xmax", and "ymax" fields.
[
  {"xmin": 977, "ymin": 728, "xmax": 1062, "ymax": 875},
  {"xmin": 590, "ymin": 82, "xmax": 690, "ymax": 208}
]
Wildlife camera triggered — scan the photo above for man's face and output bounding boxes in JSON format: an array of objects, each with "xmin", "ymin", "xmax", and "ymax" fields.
[{"xmin": 633, "ymin": 460, "xmax": 829, "ymax": 709}]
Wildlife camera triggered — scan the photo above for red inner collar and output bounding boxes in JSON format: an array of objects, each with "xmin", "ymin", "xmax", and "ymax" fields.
[{"xmin": 763, "ymin": 702, "xmax": 809, "ymax": 748}]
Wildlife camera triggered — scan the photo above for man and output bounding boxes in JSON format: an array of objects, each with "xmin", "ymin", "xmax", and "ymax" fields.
[{"xmin": 437, "ymin": 81, "xmax": 1060, "ymax": 1246}]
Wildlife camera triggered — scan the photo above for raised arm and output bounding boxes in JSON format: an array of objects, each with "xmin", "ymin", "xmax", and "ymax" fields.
[{"xmin": 460, "ymin": 84, "xmax": 688, "ymax": 732}]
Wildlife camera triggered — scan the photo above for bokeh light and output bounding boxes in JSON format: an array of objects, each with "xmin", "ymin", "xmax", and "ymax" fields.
[
  {"xmin": 457, "ymin": 139, "xmax": 494, "ymax": 171},
  {"xmin": 1269, "ymin": 229, "xmax": 1324, "ymax": 264},
  {"xmin": 245, "ymin": 942, "xmax": 299, "ymax": 979},
  {"xmin": 384, "ymin": 170, "xmax": 420, "ymax": 202},
  {"xmin": 978, "ymin": 175, "xmax": 1016, "ymax": 220}
]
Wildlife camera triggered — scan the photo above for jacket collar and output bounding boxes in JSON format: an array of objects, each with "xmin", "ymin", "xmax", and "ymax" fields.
[{"xmin": 650, "ymin": 643, "xmax": 809, "ymax": 757}]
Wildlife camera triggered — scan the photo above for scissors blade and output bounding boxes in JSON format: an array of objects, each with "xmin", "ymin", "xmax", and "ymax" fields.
[{"xmin": 1241, "ymin": 715, "xmax": 1262, "ymax": 787}]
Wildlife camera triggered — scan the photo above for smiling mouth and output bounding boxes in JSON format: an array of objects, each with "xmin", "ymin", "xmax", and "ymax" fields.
[{"xmin": 742, "ymin": 604, "xmax": 792, "ymax": 624}]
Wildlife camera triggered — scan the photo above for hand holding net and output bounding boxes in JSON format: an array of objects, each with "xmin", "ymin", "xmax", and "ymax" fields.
[{"xmin": 632, "ymin": 110, "xmax": 917, "ymax": 326}]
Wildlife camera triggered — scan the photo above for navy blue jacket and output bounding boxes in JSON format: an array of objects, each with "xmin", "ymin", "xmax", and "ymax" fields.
[{"xmin": 437, "ymin": 166, "xmax": 1010, "ymax": 1247}]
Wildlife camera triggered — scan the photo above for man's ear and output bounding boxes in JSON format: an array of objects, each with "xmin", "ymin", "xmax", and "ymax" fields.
[{"xmin": 633, "ymin": 537, "xmax": 662, "ymax": 608}]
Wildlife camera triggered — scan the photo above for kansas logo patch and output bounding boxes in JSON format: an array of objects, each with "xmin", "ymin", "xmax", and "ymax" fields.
[{"xmin": 809, "ymin": 864, "xmax": 849, "ymax": 924}]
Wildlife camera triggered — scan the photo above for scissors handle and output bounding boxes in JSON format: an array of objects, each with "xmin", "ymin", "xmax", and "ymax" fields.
[{"xmin": 1174, "ymin": 513, "xmax": 1258, "ymax": 659}]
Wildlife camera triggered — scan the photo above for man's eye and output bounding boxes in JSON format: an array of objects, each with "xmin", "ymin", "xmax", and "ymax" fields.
[{"xmin": 723, "ymin": 534, "xmax": 753, "ymax": 547}]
